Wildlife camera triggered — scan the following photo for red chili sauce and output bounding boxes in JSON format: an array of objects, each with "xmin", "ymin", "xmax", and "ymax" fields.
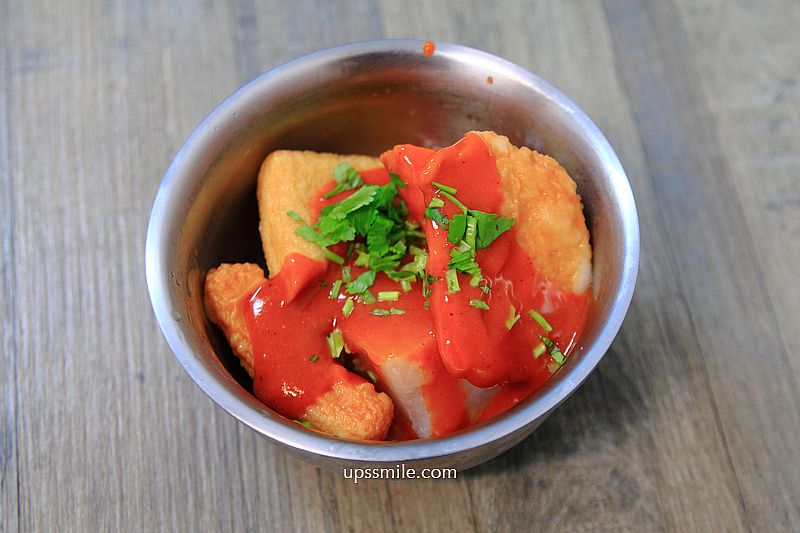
[{"xmin": 240, "ymin": 133, "xmax": 589, "ymax": 438}]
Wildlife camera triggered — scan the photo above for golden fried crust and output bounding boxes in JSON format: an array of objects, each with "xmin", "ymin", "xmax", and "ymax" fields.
[
  {"xmin": 204, "ymin": 263, "xmax": 265, "ymax": 376},
  {"xmin": 204, "ymin": 262, "xmax": 393, "ymax": 440},
  {"xmin": 475, "ymin": 131, "xmax": 592, "ymax": 293},
  {"xmin": 305, "ymin": 382, "xmax": 393, "ymax": 441},
  {"xmin": 257, "ymin": 150, "xmax": 382, "ymax": 277}
]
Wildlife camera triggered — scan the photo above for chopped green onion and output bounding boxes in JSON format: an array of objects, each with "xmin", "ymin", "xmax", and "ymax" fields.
[
  {"xmin": 287, "ymin": 210, "xmax": 304, "ymax": 222},
  {"xmin": 540, "ymin": 336, "xmax": 564, "ymax": 365},
  {"xmin": 389, "ymin": 172, "xmax": 406, "ymax": 188},
  {"xmin": 293, "ymin": 419, "xmax": 313, "ymax": 428},
  {"xmin": 532, "ymin": 343, "xmax": 546, "ymax": 359},
  {"xmin": 409, "ymin": 245, "xmax": 425, "ymax": 256},
  {"xmin": 529, "ymin": 309, "xmax": 553, "ymax": 332},
  {"xmin": 480, "ymin": 284, "xmax": 491, "ymax": 294},
  {"xmin": 361, "ymin": 290, "xmax": 376, "ymax": 304},
  {"xmin": 327, "ymin": 329, "xmax": 345, "ymax": 358},
  {"xmin": 367, "ymin": 370, "xmax": 379, "ymax": 383},
  {"xmin": 342, "ymin": 299, "xmax": 355, "ymax": 317},
  {"xmin": 428, "ymin": 197, "xmax": 445, "ymax": 209},
  {"xmin": 341, "ymin": 266, "xmax": 352, "ymax": 283},
  {"xmin": 400, "ymin": 279, "xmax": 412, "ymax": 292},
  {"xmin": 389, "ymin": 307, "xmax": 406, "ymax": 315},
  {"xmin": 354, "ymin": 251, "xmax": 370, "ymax": 267},
  {"xmin": 309, "ymin": 354, "xmax": 319, "ymax": 363},
  {"xmin": 456, "ymin": 240, "xmax": 471, "ymax": 253},
  {"xmin": 329, "ymin": 280, "xmax": 342, "ymax": 299},
  {"xmin": 432, "ymin": 181, "xmax": 458, "ymax": 195},
  {"xmin": 425, "ymin": 207, "xmax": 449, "ymax": 228},
  {"xmin": 445, "ymin": 269, "xmax": 460, "ymax": 294},
  {"xmin": 469, "ymin": 273, "xmax": 483, "ymax": 287},
  {"xmin": 438, "ymin": 190, "xmax": 468, "ymax": 213},
  {"xmin": 464, "ymin": 216, "xmax": 478, "ymax": 250},
  {"xmin": 371, "ymin": 308, "xmax": 391, "ymax": 316},
  {"xmin": 470, "ymin": 299, "xmax": 489, "ymax": 310},
  {"xmin": 506, "ymin": 306, "xmax": 521, "ymax": 330},
  {"xmin": 378, "ymin": 291, "xmax": 399, "ymax": 302},
  {"xmin": 324, "ymin": 248, "xmax": 345, "ymax": 265}
]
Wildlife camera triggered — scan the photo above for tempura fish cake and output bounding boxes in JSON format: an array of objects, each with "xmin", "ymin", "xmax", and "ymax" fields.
[
  {"xmin": 204, "ymin": 262, "xmax": 393, "ymax": 441},
  {"xmin": 475, "ymin": 131, "xmax": 592, "ymax": 293},
  {"xmin": 257, "ymin": 150, "xmax": 382, "ymax": 276}
]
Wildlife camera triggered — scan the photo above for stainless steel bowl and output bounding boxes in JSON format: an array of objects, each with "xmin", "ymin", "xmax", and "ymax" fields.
[{"xmin": 146, "ymin": 40, "xmax": 639, "ymax": 471}]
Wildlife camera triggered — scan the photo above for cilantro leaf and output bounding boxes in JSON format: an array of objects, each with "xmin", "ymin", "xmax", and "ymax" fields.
[
  {"xmin": 424, "ymin": 207, "xmax": 449, "ymax": 228},
  {"xmin": 329, "ymin": 186, "xmax": 379, "ymax": 220},
  {"xmin": 324, "ymin": 162, "xmax": 363, "ymax": 198},
  {"xmin": 470, "ymin": 209, "xmax": 515, "ymax": 249},
  {"xmin": 447, "ymin": 213, "xmax": 468, "ymax": 244},
  {"xmin": 346, "ymin": 270, "xmax": 377, "ymax": 295}
]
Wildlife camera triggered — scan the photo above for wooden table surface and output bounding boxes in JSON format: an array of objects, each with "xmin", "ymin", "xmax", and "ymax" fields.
[{"xmin": 2, "ymin": 1, "xmax": 799, "ymax": 531}]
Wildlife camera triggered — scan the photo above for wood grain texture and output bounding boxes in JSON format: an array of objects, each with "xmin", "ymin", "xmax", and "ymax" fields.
[{"xmin": 1, "ymin": 0, "xmax": 798, "ymax": 531}]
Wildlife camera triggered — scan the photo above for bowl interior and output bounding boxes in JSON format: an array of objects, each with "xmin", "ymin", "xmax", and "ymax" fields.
[{"xmin": 147, "ymin": 42, "xmax": 637, "ymax": 469}]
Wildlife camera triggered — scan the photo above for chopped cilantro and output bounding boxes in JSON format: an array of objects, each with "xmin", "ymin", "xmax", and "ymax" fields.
[
  {"xmin": 347, "ymin": 270, "xmax": 377, "ymax": 295},
  {"xmin": 438, "ymin": 190, "xmax": 468, "ymax": 214},
  {"xmin": 342, "ymin": 299, "xmax": 355, "ymax": 317},
  {"xmin": 532, "ymin": 343, "xmax": 546, "ymax": 358},
  {"xmin": 360, "ymin": 290, "xmax": 376, "ymax": 304},
  {"xmin": 448, "ymin": 213, "xmax": 468, "ymax": 244},
  {"xmin": 389, "ymin": 172, "xmax": 406, "ymax": 189},
  {"xmin": 428, "ymin": 197, "xmax": 445, "ymax": 209},
  {"xmin": 324, "ymin": 162, "xmax": 363, "ymax": 198},
  {"xmin": 432, "ymin": 181, "xmax": 458, "ymax": 195},
  {"xmin": 529, "ymin": 309, "xmax": 553, "ymax": 332},
  {"xmin": 324, "ymin": 248, "xmax": 345, "ymax": 265},
  {"xmin": 329, "ymin": 280, "xmax": 342, "ymax": 300},
  {"xmin": 445, "ymin": 269, "xmax": 460, "ymax": 294},
  {"xmin": 540, "ymin": 336, "xmax": 564, "ymax": 365},
  {"xmin": 424, "ymin": 207, "xmax": 449, "ymax": 228},
  {"xmin": 378, "ymin": 291, "xmax": 399, "ymax": 302},
  {"xmin": 470, "ymin": 209, "xmax": 515, "ymax": 249},
  {"xmin": 470, "ymin": 299, "xmax": 489, "ymax": 310},
  {"xmin": 327, "ymin": 329, "xmax": 345, "ymax": 359},
  {"xmin": 287, "ymin": 210, "xmax": 305, "ymax": 223}
]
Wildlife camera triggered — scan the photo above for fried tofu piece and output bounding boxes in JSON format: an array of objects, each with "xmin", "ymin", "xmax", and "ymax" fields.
[
  {"xmin": 257, "ymin": 150, "xmax": 382, "ymax": 277},
  {"xmin": 475, "ymin": 131, "xmax": 592, "ymax": 293},
  {"xmin": 204, "ymin": 263, "xmax": 393, "ymax": 440}
]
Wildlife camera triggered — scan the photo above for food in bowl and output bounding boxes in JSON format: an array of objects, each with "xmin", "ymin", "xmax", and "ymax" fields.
[{"xmin": 204, "ymin": 130, "xmax": 592, "ymax": 441}]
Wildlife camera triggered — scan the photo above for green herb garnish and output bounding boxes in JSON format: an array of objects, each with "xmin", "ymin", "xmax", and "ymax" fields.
[
  {"xmin": 327, "ymin": 329, "xmax": 345, "ymax": 359},
  {"xmin": 367, "ymin": 370, "xmax": 379, "ymax": 383},
  {"xmin": 329, "ymin": 280, "xmax": 342, "ymax": 300},
  {"xmin": 287, "ymin": 210, "xmax": 305, "ymax": 223},
  {"xmin": 506, "ymin": 306, "xmax": 521, "ymax": 330},
  {"xmin": 293, "ymin": 419, "xmax": 313, "ymax": 428},
  {"xmin": 540, "ymin": 336, "xmax": 564, "ymax": 365},
  {"xmin": 532, "ymin": 343, "xmax": 546, "ymax": 358},
  {"xmin": 378, "ymin": 291, "xmax": 399, "ymax": 302},
  {"xmin": 309, "ymin": 354, "xmax": 319, "ymax": 363},
  {"xmin": 432, "ymin": 181, "xmax": 457, "ymax": 195},
  {"xmin": 445, "ymin": 269, "xmax": 460, "ymax": 294},
  {"xmin": 342, "ymin": 299, "xmax": 355, "ymax": 317},
  {"xmin": 295, "ymin": 163, "xmax": 424, "ymax": 294},
  {"xmin": 529, "ymin": 309, "xmax": 553, "ymax": 332},
  {"xmin": 324, "ymin": 161, "xmax": 364, "ymax": 198},
  {"xmin": 470, "ymin": 299, "xmax": 489, "ymax": 310}
]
